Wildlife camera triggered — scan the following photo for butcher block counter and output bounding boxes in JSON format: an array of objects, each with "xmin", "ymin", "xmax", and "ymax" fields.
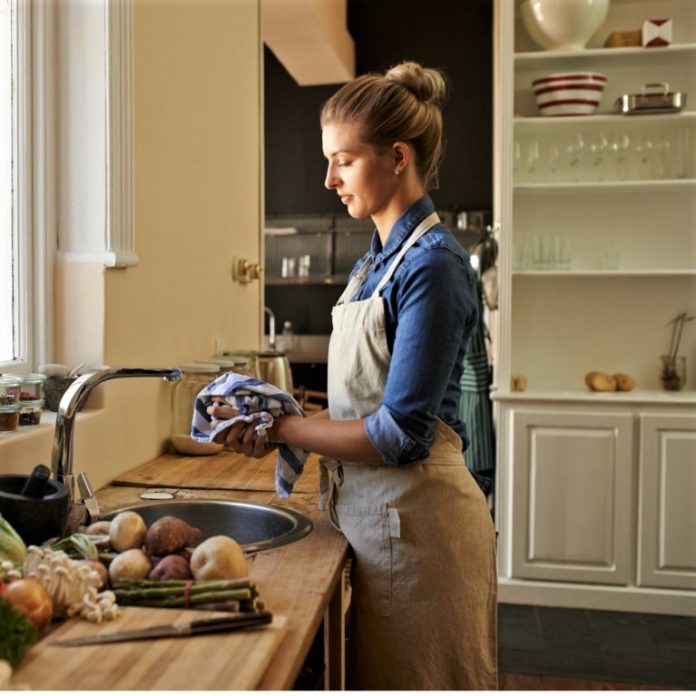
[{"xmin": 12, "ymin": 449, "xmax": 350, "ymax": 690}]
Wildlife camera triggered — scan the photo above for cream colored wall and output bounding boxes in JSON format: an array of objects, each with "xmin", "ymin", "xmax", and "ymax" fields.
[{"xmin": 0, "ymin": 0, "xmax": 264, "ymax": 486}]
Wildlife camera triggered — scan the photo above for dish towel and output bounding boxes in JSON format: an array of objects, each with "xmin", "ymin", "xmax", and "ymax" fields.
[{"xmin": 190, "ymin": 371, "xmax": 307, "ymax": 498}]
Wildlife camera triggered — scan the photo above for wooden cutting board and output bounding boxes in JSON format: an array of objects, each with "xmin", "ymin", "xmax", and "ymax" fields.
[
  {"xmin": 111, "ymin": 450, "xmax": 320, "ymax": 494},
  {"xmin": 13, "ymin": 607, "xmax": 287, "ymax": 690}
]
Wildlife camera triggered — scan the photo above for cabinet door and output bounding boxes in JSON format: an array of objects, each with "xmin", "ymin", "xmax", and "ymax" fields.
[
  {"xmin": 638, "ymin": 413, "xmax": 696, "ymax": 590},
  {"xmin": 511, "ymin": 409, "xmax": 634, "ymax": 584}
]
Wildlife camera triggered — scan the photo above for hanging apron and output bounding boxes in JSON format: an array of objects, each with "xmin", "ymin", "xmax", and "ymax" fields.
[{"xmin": 324, "ymin": 212, "xmax": 498, "ymax": 690}]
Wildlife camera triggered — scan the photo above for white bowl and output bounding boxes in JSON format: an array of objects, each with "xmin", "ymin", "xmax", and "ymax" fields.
[
  {"xmin": 521, "ymin": 0, "xmax": 610, "ymax": 51},
  {"xmin": 533, "ymin": 72, "xmax": 606, "ymax": 116}
]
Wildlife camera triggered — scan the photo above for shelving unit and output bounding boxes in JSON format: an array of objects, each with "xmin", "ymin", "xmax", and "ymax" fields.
[{"xmin": 492, "ymin": 0, "xmax": 696, "ymax": 614}]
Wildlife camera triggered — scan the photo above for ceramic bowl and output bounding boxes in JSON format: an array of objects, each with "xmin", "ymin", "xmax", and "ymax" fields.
[
  {"xmin": 521, "ymin": 0, "xmax": 610, "ymax": 51},
  {"xmin": 532, "ymin": 72, "xmax": 606, "ymax": 116},
  {"xmin": 0, "ymin": 474, "xmax": 70, "ymax": 545}
]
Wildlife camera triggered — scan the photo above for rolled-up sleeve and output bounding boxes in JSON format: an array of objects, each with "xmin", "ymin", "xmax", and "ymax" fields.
[{"xmin": 364, "ymin": 404, "xmax": 427, "ymax": 466}]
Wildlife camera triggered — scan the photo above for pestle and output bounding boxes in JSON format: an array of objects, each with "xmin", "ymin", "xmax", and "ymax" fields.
[{"xmin": 19, "ymin": 464, "xmax": 51, "ymax": 498}]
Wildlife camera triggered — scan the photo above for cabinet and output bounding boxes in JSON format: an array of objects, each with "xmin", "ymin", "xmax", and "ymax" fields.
[{"xmin": 493, "ymin": 0, "xmax": 696, "ymax": 615}]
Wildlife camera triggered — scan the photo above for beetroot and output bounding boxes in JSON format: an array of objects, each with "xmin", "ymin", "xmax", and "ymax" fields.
[{"xmin": 149, "ymin": 554, "xmax": 193, "ymax": 580}]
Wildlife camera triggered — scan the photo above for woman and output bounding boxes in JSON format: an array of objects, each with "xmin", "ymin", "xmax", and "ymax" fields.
[{"xmin": 213, "ymin": 61, "xmax": 498, "ymax": 690}]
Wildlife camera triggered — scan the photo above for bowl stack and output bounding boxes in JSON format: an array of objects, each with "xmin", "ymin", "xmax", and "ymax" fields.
[{"xmin": 533, "ymin": 72, "xmax": 606, "ymax": 116}]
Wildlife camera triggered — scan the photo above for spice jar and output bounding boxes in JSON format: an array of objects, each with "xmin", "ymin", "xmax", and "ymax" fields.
[
  {"xmin": 17, "ymin": 373, "xmax": 46, "ymax": 426},
  {"xmin": 0, "ymin": 404, "xmax": 20, "ymax": 432},
  {"xmin": 171, "ymin": 363, "xmax": 220, "ymax": 437},
  {"xmin": 0, "ymin": 376, "xmax": 21, "ymax": 407}
]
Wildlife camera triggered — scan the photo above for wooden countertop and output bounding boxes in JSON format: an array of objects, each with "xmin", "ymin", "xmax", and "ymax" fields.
[{"xmin": 13, "ymin": 450, "xmax": 349, "ymax": 690}]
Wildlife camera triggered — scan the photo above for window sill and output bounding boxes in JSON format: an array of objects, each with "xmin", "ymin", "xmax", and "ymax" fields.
[{"xmin": 0, "ymin": 409, "xmax": 104, "ymax": 475}]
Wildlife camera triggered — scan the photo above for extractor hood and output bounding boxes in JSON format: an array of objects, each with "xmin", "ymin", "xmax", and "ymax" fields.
[{"xmin": 262, "ymin": 0, "xmax": 355, "ymax": 86}]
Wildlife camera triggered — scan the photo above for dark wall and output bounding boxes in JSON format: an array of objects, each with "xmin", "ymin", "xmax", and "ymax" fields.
[{"xmin": 264, "ymin": 0, "xmax": 493, "ymax": 215}]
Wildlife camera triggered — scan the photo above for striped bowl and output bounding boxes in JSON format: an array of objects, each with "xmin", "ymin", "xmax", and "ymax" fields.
[{"xmin": 532, "ymin": 72, "xmax": 606, "ymax": 116}]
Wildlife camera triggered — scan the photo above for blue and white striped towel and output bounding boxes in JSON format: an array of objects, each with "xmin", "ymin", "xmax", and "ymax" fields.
[{"xmin": 190, "ymin": 371, "xmax": 307, "ymax": 498}]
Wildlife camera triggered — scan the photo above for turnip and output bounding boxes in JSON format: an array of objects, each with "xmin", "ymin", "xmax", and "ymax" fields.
[
  {"xmin": 109, "ymin": 511, "xmax": 147, "ymax": 552},
  {"xmin": 190, "ymin": 535, "xmax": 248, "ymax": 580},
  {"xmin": 144, "ymin": 516, "xmax": 200, "ymax": 557},
  {"xmin": 108, "ymin": 548, "xmax": 152, "ymax": 584}
]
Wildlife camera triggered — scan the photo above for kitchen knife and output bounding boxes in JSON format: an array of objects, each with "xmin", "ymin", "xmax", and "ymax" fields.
[{"xmin": 52, "ymin": 611, "xmax": 273, "ymax": 647}]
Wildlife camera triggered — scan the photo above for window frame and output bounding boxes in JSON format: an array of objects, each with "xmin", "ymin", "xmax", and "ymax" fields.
[{"xmin": 1, "ymin": 0, "xmax": 54, "ymax": 375}]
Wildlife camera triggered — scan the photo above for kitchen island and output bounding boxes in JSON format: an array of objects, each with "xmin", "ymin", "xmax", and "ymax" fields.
[{"xmin": 12, "ymin": 449, "xmax": 350, "ymax": 690}]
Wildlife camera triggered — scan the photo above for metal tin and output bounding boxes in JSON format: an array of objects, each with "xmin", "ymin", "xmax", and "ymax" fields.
[{"xmin": 615, "ymin": 82, "xmax": 687, "ymax": 114}]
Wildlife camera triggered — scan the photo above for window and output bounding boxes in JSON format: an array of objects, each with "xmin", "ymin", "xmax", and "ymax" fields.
[{"xmin": 0, "ymin": 0, "xmax": 33, "ymax": 372}]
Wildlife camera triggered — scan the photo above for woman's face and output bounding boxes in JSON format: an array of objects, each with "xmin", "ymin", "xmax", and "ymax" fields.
[{"xmin": 322, "ymin": 122, "xmax": 400, "ymax": 220}]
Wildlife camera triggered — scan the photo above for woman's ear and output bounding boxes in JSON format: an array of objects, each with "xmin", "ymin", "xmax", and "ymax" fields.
[{"xmin": 392, "ymin": 141, "xmax": 412, "ymax": 175}]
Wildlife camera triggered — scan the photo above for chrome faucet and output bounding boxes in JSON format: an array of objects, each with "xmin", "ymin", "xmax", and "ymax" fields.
[
  {"xmin": 51, "ymin": 366, "xmax": 182, "ymax": 502},
  {"xmin": 264, "ymin": 306, "xmax": 276, "ymax": 351}
]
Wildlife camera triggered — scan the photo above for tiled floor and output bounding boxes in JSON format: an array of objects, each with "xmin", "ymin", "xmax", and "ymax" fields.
[{"xmin": 498, "ymin": 604, "xmax": 696, "ymax": 690}]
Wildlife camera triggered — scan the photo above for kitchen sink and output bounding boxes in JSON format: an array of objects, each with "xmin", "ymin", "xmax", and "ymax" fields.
[{"xmin": 102, "ymin": 499, "xmax": 312, "ymax": 553}]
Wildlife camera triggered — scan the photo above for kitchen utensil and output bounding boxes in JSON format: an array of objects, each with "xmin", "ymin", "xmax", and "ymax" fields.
[
  {"xmin": 532, "ymin": 72, "xmax": 607, "ymax": 116},
  {"xmin": 615, "ymin": 82, "xmax": 686, "ymax": 114},
  {"xmin": 52, "ymin": 610, "xmax": 273, "ymax": 647},
  {"xmin": 0, "ymin": 474, "xmax": 70, "ymax": 545}
]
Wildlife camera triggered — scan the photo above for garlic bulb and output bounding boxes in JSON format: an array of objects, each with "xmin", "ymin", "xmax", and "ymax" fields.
[{"xmin": 22, "ymin": 547, "xmax": 119, "ymax": 623}]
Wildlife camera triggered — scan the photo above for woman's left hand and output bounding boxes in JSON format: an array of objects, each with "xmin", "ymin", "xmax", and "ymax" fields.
[{"xmin": 213, "ymin": 419, "xmax": 274, "ymax": 458}]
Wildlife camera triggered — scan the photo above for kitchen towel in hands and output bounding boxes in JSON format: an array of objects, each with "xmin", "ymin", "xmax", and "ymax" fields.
[{"xmin": 191, "ymin": 371, "xmax": 307, "ymax": 497}]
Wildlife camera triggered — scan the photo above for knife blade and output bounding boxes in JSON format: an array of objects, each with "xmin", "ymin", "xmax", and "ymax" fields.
[{"xmin": 52, "ymin": 611, "xmax": 273, "ymax": 647}]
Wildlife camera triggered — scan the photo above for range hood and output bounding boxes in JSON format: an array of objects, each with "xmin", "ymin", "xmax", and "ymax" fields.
[{"xmin": 262, "ymin": 0, "xmax": 355, "ymax": 85}]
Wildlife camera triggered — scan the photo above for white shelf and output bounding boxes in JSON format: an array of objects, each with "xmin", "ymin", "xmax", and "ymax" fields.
[
  {"xmin": 513, "ymin": 179, "xmax": 696, "ymax": 194},
  {"xmin": 514, "ymin": 111, "xmax": 696, "ymax": 129},
  {"xmin": 513, "ymin": 270, "xmax": 696, "ymax": 278},
  {"xmin": 514, "ymin": 43, "xmax": 696, "ymax": 70},
  {"xmin": 492, "ymin": 389, "xmax": 696, "ymax": 405}
]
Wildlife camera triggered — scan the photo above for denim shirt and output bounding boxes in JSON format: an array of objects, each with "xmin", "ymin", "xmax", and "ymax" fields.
[{"xmin": 350, "ymin": 195, "xmax": 479, "ymax": 466}]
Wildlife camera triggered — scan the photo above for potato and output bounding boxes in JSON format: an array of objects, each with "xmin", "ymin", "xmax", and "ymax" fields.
[
  {"xmin": 109, "ymin": 511, "xmax": 147, "ymax": 552},
  {"xmin": 80, "ymin": 560, "xmax": 109, "ymax": 589},
  {"xmin": 108, "ymin": 548, "xmax": 152, "ymax": 584},
  {"xmin": 145, "ymin": 516, "xmax": 200, "ymax": 557},
  {"xmin": 613, "ymin": 373, "xmax": 636, "ymax": 392},
  {"xmin": 585, "ymin": 371, "xmax": 616, "ymax": 392},
  {"xmin": 190, "ymin": 535, "xmax": 248, "ymax": 581},
  {"xmin": 149, "ymin": 554, "xmax": 193, "ymax": 580},
  {"xmin": 86, "ymin": 520, "xmax": 111, "ymax": 536}
]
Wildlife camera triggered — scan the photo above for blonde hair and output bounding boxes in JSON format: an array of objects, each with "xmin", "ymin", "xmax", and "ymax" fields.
[{"xmin": 320, "ymin": 61, "xmax": 447, "ymax": 190}]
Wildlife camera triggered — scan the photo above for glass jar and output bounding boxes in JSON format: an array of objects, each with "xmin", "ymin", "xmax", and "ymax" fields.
[
  {"xmin": 171, "ymin": 363, "xmax": 220, "ymax": 437},
  {"xmin": 0, "ymin": 376, "xmax": 21, "ymax": 408},
  {"xmin": 200, "ymin": 357, "xmax": 253, "ymax": 378},
  {"xmin": 17, "ymin": 373, "xmax": 46, "ymax": 426},
  {"xmin": 0, "ymin": 403, "xmax": 20, "ymax": 433}
]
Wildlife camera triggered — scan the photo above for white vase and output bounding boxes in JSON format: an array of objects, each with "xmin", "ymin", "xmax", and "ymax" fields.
[{"xmin": 521, "ymin": 0, "xmax": 610, "ymax": 51}]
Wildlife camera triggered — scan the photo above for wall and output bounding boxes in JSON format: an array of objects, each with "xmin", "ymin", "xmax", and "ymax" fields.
[
  {"xmin": 0, "ymin": 0, "xmax": 263, "ymax": 489},
  {"xmin": 264, "ymin": 0, "xmax": 493, "ymax": 215}
]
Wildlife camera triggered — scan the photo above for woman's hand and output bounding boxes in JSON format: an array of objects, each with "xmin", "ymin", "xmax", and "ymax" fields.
[{"xmin": 216, "ymin": 420, "xmax": 272, "ymax": 458}]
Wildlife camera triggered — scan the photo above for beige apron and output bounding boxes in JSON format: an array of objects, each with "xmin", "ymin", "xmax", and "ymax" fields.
[{"xmin": 324, "ymin": 212, "xmax": 498, "ymax": 690}]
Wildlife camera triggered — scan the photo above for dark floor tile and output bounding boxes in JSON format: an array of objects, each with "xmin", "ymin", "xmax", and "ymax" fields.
[
  {"xmin": 600, "ymin": 648, "xmax": 696, "ymax": 689},
  {"xmin": 498, "ymin": 604, "xmax": 544, "ymax": 651},
  {"xmin": 643, "ymin": 613, "xmax": 696, "ymax": 649},
  {"xmin": 537, "ymin": 606, "xmax": 600, "ymax": 652},
  {"xmin": 499, "ymin": 647, "xmax": 609, "ymax": 680},
  {"xmin": 587, "ymin": 610, "xmax": 657, "ymax": 653}
]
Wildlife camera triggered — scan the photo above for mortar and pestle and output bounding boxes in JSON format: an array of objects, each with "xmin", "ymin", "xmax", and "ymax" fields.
[
  {"xmin": 39, "ymin": 362, "xmax": 83, "ymax": 412},
  {"xmin": 0, "ymin": 465, "xmax": 70, "ymax": 545}
]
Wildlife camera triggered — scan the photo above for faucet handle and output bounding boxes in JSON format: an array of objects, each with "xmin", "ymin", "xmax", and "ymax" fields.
[{"xmin": 77, "ymin": 472, "xmax": 101, "ymax": 523}]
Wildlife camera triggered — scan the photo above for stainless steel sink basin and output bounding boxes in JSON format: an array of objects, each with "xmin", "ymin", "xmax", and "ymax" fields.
[{"xmin": 102, "ymin": 499, "xmax": 312, "ymax": 553}]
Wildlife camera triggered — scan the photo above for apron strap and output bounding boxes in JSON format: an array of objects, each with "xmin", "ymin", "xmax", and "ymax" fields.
[
  {"xmin": 372, "ymin": 211, "xmax": 440, "ymax": 297},
  {"xmin": 318, "ymin": 457, "xmax": 344, "ymax": 531}
]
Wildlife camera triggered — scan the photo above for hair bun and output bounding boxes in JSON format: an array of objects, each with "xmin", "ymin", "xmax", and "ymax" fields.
[{"xmin": 385, "ymin": 61, "xmax": 447, "ymax": 104}]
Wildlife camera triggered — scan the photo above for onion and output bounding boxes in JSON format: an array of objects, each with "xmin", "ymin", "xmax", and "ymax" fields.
[{"xmin": 0, "ymin": 578, "xmax": 53, "ymax": 631}]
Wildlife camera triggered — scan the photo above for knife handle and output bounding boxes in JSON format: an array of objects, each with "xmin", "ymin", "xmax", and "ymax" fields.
[{"xmin": 189, "ymin": 611, "xmax": 273, "ymax": 635}]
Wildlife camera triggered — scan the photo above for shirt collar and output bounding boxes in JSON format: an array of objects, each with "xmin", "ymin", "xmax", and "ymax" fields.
[{"xmin": 369, "ymin": 195, "xmax": 436, "ymax": 262}]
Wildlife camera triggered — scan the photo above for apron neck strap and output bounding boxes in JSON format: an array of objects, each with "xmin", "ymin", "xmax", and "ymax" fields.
[{"xmin": 372, "ymin": 211, "xmax": 440, "ymax": 297}]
